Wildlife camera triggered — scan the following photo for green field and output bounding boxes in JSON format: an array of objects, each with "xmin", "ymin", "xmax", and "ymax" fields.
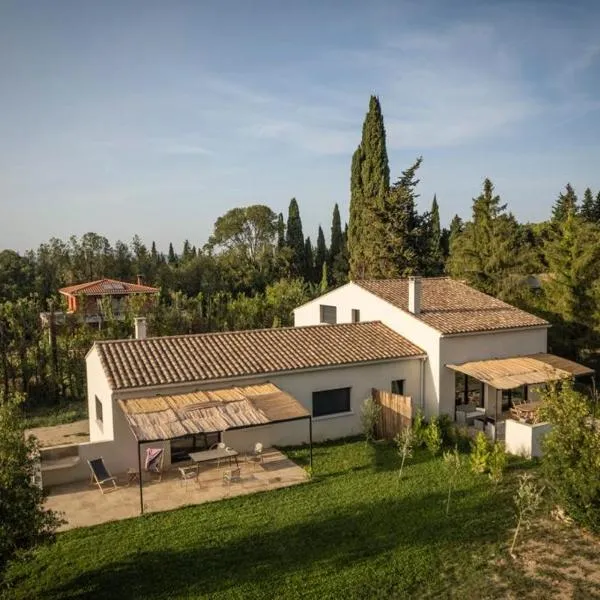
[{"xmin": 1, "ymin": 438, "xmax": 580, "ymax": 599}]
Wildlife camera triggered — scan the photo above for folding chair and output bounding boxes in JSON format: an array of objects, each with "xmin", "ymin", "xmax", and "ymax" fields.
[
  {"xmin": 145, "ymin": 447, "xmax": 165, "ymax": 482},
  {"xmin": 87, "ymin": 458, "xmax": 118, "ymax": 494}
]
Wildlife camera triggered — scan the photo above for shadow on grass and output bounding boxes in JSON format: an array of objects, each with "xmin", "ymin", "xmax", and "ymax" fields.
[{"xmin": 32, "ymin": 487, "xmax": 518, "ymax": 600}]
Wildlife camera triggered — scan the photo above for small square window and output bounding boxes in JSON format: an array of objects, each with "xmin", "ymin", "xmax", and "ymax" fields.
[
  {"xmin": 95, "ymin": 395, "xmax": 103, "ymax": 423},
  {"xmin": 351, "ymin": 309, "xmax": 360, "ymax": 323},
  {"xmin": 391, "ymin": 380, "xmax": 405, "ymax": 395},
  {"xmin": 319, "ymin": 304, "xmax": 337, "ymax": 325}
]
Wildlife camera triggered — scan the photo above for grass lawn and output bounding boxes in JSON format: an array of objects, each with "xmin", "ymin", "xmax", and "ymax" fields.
[
  {"xmin": 2, "ymin": 438, "xmax": 599, "ymax": 599},
  {"xmin": 23, "ymin": 400, "xmax": 87, "ymax": 428}
]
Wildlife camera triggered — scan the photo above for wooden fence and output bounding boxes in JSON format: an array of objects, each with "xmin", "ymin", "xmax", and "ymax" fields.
[{"xmin": 372, "ymin": 388, "xmax": 412, "ymax": 439}]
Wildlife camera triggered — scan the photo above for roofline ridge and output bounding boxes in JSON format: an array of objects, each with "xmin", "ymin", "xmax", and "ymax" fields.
[{"xmin": 94, "ymin": 319, "xmax": 385, "ymax": 345}]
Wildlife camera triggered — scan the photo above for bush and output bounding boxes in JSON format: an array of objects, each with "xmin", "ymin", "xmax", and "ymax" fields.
[
  {"xmin": 412, "ymin": 411, "xmax": 426, "ymax": 447},
  {"xmin": 360, "ymin": 397, "xmax": 381, "ymax": 444},
  {"xmin": 540, "ymin": 381, "xmax": 600, "ymax": 532},
  {"xmin": 423, "ymin": 417, "xmax": 442, "ymax": 456},
  {"xmin": 470, "ymin": 432, "xmax": 491, "ymax": 474},
  {"xmin": 488, "ymin": 442, "xmax": 508, "ymax": 486}
]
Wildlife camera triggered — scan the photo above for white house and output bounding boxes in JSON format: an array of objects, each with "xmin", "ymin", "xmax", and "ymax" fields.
[{"xmin": 45, "ymin": 276, "xmax": 592, "ymax": 486}]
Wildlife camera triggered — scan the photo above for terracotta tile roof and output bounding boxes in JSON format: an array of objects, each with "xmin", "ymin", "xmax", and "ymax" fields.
[
  {"xmin": 59, "ymin": 278, "xmax": 159, "ymax": 296},
  {"xmin": 94, "ymin": 321, "xmax": 426, "ymax": 390},
  {"xmin": 355, "ymin": 277, "xmax": 549, "ymax": 335}
]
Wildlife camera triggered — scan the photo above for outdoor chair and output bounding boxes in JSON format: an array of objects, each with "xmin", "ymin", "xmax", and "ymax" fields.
[
  {"xmin": 145, "ymin": 447, "xmax": 165, "ymax": 482},
  {"xmin": 223, "ymin": 467, "xmax": 242, "ymax": 488},
  {"xmin": 177, "ymin": 465, "xmax": 199, "ymax": 489},
  {"xmin": 246, "ymin": 442, "xmax": 264, "ymax": 471},
  {"xmin": 87, "ymin": 457, "xmax": 118, "ymax": 494}
]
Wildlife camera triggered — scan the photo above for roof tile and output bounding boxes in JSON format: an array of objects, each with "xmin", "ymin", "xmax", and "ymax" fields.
[
  {"xmin": 95, "ymin": 321, "xmax": 425, "ymax": 390},
  {"xmin": 355, "ymin": 277, "xmax": 548, "ymax": 335},
  {"xmin": 59, "ymin": 278, "xmax": 159, "ymax": 296}
]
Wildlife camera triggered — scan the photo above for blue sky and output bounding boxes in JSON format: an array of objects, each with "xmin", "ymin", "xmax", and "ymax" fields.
[{"xmin": 2, "ymin": 1, "xmax": 600, "ymax": 253}]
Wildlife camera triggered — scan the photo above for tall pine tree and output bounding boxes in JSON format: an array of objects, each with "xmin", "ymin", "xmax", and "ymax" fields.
[
  {"xmin": 276, "ymin": 213, "xmax": 285, "ymax": 248},
  {"xmin": 552, "ymin": 183, "xmax": 578, "ymax": 222},
  {"xmin": 304, "ymin": 237, "xmax": 314, "ymax": 282},
  {"xmin": 348, "ymin": 96, "xmax": 390, "ymax": 279},
  {"xmin": 581, "ymin": 187, "xmax": 595, "ymax": 222},
  {"xmin": 329, "ymin": 203, "xmax": 348, "ymax": 285},
  {"xmin": 285, "ymin": 198, "xmax": 305, "ymax": 276},
  {"xmin": 426, "ymin": 195, "xmax": 444, "ymax": 275}
]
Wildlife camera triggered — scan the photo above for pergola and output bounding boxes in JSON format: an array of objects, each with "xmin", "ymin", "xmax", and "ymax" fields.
[{"xmin": 118, "ymin": 382, "xmax": 312, "ymax": 514}]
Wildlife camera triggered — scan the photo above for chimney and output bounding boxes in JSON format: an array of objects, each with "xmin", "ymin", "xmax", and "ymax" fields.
[
  {"xmin": 408, "ymin": 276, "xmax": 421, "ymax": 315},
  {"xmin": 136, "ymin": 274, "xmax": 143, "ymax": 286},
  {"xmin": 134, "ymin": 317, "xmax": 147, "ymax": 340}
]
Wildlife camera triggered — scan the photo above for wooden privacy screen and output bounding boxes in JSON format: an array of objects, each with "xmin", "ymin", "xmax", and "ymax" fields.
[{"xmin": 372, "ymin": 388, "xmax": 412, "ymax": 439}]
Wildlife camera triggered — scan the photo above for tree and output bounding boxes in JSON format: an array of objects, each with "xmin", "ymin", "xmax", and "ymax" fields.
[
  {"xmin": 442, "ymin": 447, "xmax": 462, "ymax": 516},
  {"xmin": 167, "ymin": 243, "xmax": 177, "ymax": 265},
  {"xmin": 552, "ymin": 183, "xmax": 578, "ymax": 222},
  {"xmin": 0, "ymin": 393, "xmax": 62, "ymax": 573},
  {"xmin": 315, "ymin": 226, "xmax": 327, "ymax": 281},
  {"xmin": 540, "ymin": 380, "xmax": 600, "ymax": 532},
  {"xmin": 395, "ymin": 426, "xmax": 414, "ymax": 479},
  {"xmin": 285, "ymin": 198, "xmax": 305, "ymax": 277},
  {"xmin": 209, "ymin": 205, "xmax": 277, "ymax": 267},
  {"xmin": 447, "ymin": 179, "xmax": 530, "ymax": 298},
  {"xmin": 303, "ymin": 237, "xmax": 314, "ymax": 282},
  {"xmin": 510, "ymin": 474, "xmax": 544, "ymax": 558},
  {"xmin": 329, "ymin": 204, "xmax": 348, "ymax": 284},
  {"xmin": 319, "ymin": 263, "xmax": 328, "ymax": 294},
  {"xmin": 426, "ymin": 195, "xmax": 444, "ymax": 275},
  {"xmin": 276, "ymin": 213, "xmax": 285, "ymax": 249},
  {"xmin": 581, "ymin": 188, "xmax": 595, "ymax": 222},
  {"xmin": 348, "ymin": 95, "xmax": 390, "ymax": 279}
]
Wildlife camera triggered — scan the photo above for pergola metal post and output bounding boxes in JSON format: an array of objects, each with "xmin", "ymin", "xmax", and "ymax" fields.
[
  {"xmin": 138, "ymin": 441, "xmax": 144, "ymax": 515},
  {"xmin": 308, "ymin": 417, "xmax": 313, "ymax": 472}
]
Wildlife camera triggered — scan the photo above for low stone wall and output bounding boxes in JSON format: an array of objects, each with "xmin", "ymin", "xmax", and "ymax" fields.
[{"xmin": 505, "ymin": 419, "xmax": 552, "ymax": 458}]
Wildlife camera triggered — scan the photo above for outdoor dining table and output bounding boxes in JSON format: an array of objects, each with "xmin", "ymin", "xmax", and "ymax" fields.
[
  {"xmin": 511, "ymin": 401, "xmax": 542, "ymax": 423},
  {"xmin": 189, "ymin": 447, "xmax": 239, "ymax": 468}
]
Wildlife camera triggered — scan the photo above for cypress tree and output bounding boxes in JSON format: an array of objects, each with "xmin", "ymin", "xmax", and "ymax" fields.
[
  {"xmin": 319, "ymin": 263, "xmax": 328, "ymax": 294},
  {"xmin": 329, "ymin": 203, "xmax": 348, "ymax": 284},
  {"xmin": 348, "ymin": 95, "xmax": 390, "ymax": 279},
  {"xmin": 552, "ymin": 183, "xmax": 578, "ymax": 222},
  {"xmin": 276, "ymin": 213, "xmax": 285, "ymax": 249},
  {"xmin": 167, "ymin": 242, "xmax": 177, "ymax": 264},
  {"xmin": 315, "ymin": 226, "xmax": 327, "ymax": 279},
  {"xmin": 304, "ymin": 237, "xmax": 314, "ymax": 282},
  {"xmin": 285, "ymin": 198, "xmax": 305, "ymax": 276},
  {"xmin": 151, "ymin": 241, "xmax": 158, "ymax": 261},
  {"xmin": 427, "ymin": 195, "xmax": 444, "ymax": 275},
  {"xmin": 581, "ymin": 188, "xmax": 595, "ymax": 222},
  {"xmin": 594, "ymin": 192, "xmax": 600, "ymax": 223}
]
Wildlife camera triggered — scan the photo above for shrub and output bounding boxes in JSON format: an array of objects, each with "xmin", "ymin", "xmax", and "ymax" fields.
[
  {"xmin": 540, "ymin": 380, "xmax": 600, "ymax": 532},
  {"xmin": 442, "ymin": 446, "xmax": 462, "ymax": 516},
  {"xmin": 360, "ymin": 397, "xmax": 381, "ymax": 444},
  {"xmin": 412, "ymin": 411, "xmax": 426, "ymax": 448},
  {"xmin": 470, "ymin": 432, "xmax": 491, "ymax": 474},
  {"xmin": 510, "ymin": 474, "xmax": 544, "ymax": 557},
  {"xmin": 437, "ymin": 414, "xmax": 455, "ymax": 446},
  {"xmin": 423, "ymin": 417, "xmax": 442, "ymax": 456},
  {"xmin": 488, "ymin": 442, "xmax": 508, "ymax": 486}
]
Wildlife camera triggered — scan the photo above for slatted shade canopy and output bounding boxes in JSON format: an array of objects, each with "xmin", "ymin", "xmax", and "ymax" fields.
[
  {"xmin": 446, "ymin": 353, "xmax": 594, "ymax": 390},
  {"xmin": 119, "ymin": 383, "xmax": 310, "ymax": 442}
]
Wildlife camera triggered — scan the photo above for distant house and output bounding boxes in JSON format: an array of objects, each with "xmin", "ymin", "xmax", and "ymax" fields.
[{"xmin": 58, "ymin": 278, "xmax": 159, "ymax": 326}]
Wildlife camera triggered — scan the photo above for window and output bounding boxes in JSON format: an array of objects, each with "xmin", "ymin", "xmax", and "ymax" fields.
[
  {"xmin": 319, "ymin": 304, "xmax": 337, "ymax": 325},
  {"xmin": 95, "ymin": 395, "xmax": 103, "ymax": 423},
  {"xmin": 391, "ymin": 379, "xmax": 405, "ymax": 395},
  {"xmin": 454, "ymin": 373, "xmax": 483, "ymax": 408},
  {"xmin": 313, "ymin": 387, "xmax": 351, "ymax": 417},
  {"xmin": 351, "ymin": 309, "xmax": 360, "ymax": 323}
]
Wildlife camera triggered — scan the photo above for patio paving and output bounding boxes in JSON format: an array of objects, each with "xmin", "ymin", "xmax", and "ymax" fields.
[{"xmin": 46, "ymin": 448, "xmax": 308, "ymax": 531}]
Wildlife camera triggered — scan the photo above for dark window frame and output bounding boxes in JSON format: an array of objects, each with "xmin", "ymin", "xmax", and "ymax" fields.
[
  {"xmin": 351, "ymin": 308, "xmax": 360, "ymax": 323},
  {"xmin": 391, "ymin": 379, "xmax": 405, "ymax": 395},
  {"xmin": 454, "ymin": 373, "xmax": 484, "ymax": 408},
  {"xmin": 312, "ymin": 387, "xmax": 351, "ymax": 418},
  {"xmin": 319, "ymin": 304, "xmax": 337, "ymax": 325}
]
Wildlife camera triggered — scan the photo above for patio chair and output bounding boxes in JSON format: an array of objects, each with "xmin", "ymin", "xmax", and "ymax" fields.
[
  {"xmin": 177, "ymin": 465, "xmax": 199, "ymax": 489},
  {"xmin": 246, "ymin": 442, "xmax": 264, "ymax": 471},
  {"xmin": 144, "ymin": 447, "xmax": 165, "ymax": 482},
  {"xmin": 223, "ymin": 467, "xmax": 242, "ymax": 489},
  {"xmin": 87, "ymin": 457, "xmax": 118, "ymax": 494}
]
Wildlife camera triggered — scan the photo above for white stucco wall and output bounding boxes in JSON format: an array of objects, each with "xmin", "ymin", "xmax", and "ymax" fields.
[
  {"xmin": 86, "ymin": 347, "xmax": 115, "ymax": 442},
  {"xmin": 294, "ymin": 283, "xmax": 439, "ymax": 416},
  {"xmin": 439, "ymin": 328, "xmax": 548, "ymax": 417}
]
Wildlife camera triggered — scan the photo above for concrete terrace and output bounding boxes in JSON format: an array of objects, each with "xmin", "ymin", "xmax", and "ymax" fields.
[{"xmin": 46, "ymin": 448, "xmax": 308, "ymax": 530}]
